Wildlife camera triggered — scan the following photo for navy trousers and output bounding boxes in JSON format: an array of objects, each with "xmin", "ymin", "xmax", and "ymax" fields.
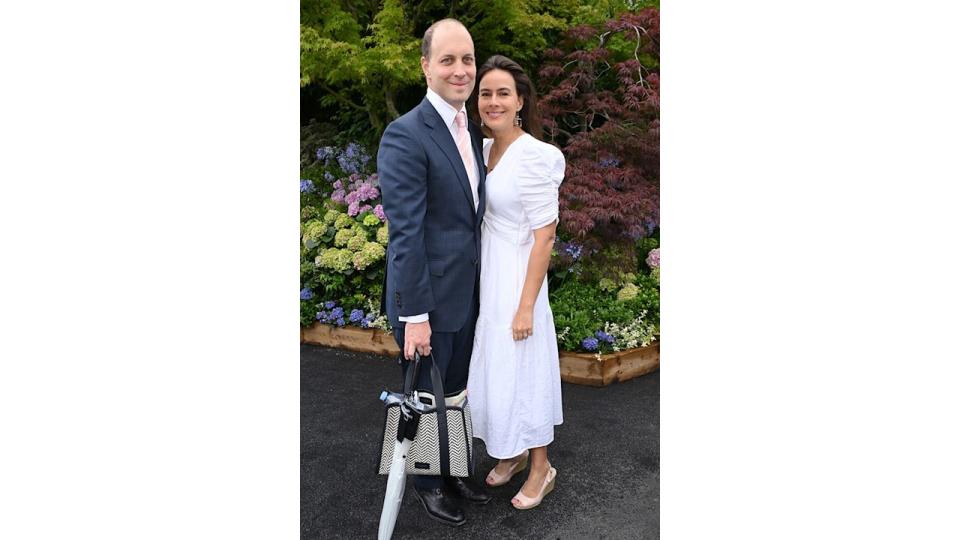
[{"xmin": 392, "ymin": 296, "xmax": 478, "ymax": 489}]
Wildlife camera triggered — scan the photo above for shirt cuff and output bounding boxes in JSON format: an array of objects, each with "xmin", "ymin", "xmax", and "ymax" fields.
[{"xmin": 398, "ymin": 313, "xmax": 429, "ymax": 323}]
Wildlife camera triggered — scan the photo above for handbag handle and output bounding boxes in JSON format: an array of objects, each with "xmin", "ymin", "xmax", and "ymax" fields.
[{"xmin": 402, "ymin": 352, "xmax": 452, "ymax": 477}]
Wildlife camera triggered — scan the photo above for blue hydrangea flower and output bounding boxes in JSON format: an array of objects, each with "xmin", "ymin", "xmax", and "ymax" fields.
[
  {"xmin": 335, "ymin": 317, "xmax": 345, "ymax": 327},
  {"xmin": 349, "ymin": 309, "xmax": 364, "ymax": 323},
  {"xmin": 330, "ymin": 307, "xmax": 344, "ymax": 320},
  {"xmin": 360, "ymin": 319, "xmax": 370, "ymax": 328},
  {"xmin": 324, "ymin": 301, "xmax": 336, "ymax": 309},
  {"xmin": 300, "ymin": 287, "xmax": 313, "ymax": 300},
  {"xmin": 324, "ymin": 171, "xmax": 335, "ymax": 182},
  {"xmin": 300, "ymin": 179, "xmax": 315, "ymax": 193},
  {"xmin": 581, "ymin": 337, "xmax": 599, "ymax": 351},
  {"xmin": 595, "ymin": 330, "xmax": 615, "ymax": 344},
  {"xmin": 316, "ymin": 146, "xmax": 334, "ymax": 163},
  {"xmin": 316, "ymin": 311, "xmax": 328, "ymax": 322}
]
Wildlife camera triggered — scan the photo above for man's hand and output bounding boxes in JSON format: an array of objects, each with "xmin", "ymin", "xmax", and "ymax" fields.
[{"xmin": 404, "ymin": 320, "xmax": 432, "ymax": 360}]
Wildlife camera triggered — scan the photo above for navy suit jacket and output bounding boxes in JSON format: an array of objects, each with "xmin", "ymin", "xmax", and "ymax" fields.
[{"xmin": 377, "ymin": 97, "xmax": 487, "ymax": 333}]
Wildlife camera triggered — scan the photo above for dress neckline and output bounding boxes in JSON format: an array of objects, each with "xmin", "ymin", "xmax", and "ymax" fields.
[{"xmin": 484, "ymin": 133, "xmax": 529, "ymax": 175}]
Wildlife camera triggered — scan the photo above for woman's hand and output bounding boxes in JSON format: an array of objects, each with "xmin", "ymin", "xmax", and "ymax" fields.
[{"xmin": 512, "ymin": 308, "xmax": 534, "ymax": 341}]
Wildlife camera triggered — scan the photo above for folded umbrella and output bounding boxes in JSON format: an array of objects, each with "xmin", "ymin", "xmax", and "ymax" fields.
[{"xmin": 377, "ymin": 353, "xmax": 432, "ymax": 540}]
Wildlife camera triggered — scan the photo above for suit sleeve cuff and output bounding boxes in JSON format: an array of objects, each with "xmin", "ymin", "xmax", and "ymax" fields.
[{"xmin": 398, "ymin": 313, "xmax": 429, "ymax": 323}]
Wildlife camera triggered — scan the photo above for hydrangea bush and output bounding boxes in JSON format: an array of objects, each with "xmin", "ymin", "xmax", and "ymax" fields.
[{"xmin": 300, "ymin": 142, "xmax": 390, "ymax": 327}]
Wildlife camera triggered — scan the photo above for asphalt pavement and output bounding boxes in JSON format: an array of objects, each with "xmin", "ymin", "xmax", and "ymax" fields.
[{"xmin": 301, "ymin": 344, "xmax": 659, "ymax": 539}]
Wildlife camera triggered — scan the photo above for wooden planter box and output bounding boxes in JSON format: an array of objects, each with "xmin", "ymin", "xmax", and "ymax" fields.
[
  {"xmin": 301, "ymin": 323, "xmax": 659, "ymax": 386},
  {"xmin": 558, "ymin": 341, "xmax": 659, "ymax": 387},
  {"xmin": 301, "ymin": 323, "xmax": 400, "ymax": 356}
]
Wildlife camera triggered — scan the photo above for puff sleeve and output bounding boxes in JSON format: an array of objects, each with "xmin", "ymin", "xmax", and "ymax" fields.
[{"xmin": 516, "ymin": 141, "xmax": 566, "ymax": 230}]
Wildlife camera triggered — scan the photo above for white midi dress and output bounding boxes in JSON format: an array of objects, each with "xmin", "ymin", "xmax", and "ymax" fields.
[{"xmin": 468, "ymin": 133, "xmax": 565, "ymax": 459}]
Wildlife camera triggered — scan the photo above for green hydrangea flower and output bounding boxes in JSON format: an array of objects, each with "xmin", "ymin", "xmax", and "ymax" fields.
[
  {"xmin": 301, "ymin": 206, "xmax": 320, "ymax": 220},
  {"xmin": 362, "ymin": 213, "xmax": 380, "ymax": 227},
  {"xmin": 599, "ymin": 278, "xmax": 617, "ymax": 293},
  {"xmin": 353, "ymin": 241, "xmax": 386, "ymax": 270},
  {"xmin": 651, "ymin": 267, "xmax": 660, "ymax": 284},
  {"xmin": 315, "ymin": 248, "xmax": 353, "ymax": 273},
  {"xmin": 301, "ymin": 220, "xmax": 328, "ymax": 246},
  {"xmin": 346, "ymin": 233, "xmax": 366, "ymax": 251},
  {"xmin": 334, "ymin": 228, "xmax": 356, "ymax": 247},
  {"xmin": 376, "ymin": 224, "xmax": 389, "ymax": 245},
  {"xmin": 323, "ymin": 209, "xmax": 340, "ymax": 225},
  {"xmin": 617, "ymin": 283, "xmax": 639, "ymax": 302},
  {"xmin": 334, "ymin": 214, "xmax": 353, "ymax": 230}
]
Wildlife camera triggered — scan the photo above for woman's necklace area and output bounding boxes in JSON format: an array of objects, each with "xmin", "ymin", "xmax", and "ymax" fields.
[{"xmin": 486, "ymin": 129, "xmax": 525, "ymax": 174}]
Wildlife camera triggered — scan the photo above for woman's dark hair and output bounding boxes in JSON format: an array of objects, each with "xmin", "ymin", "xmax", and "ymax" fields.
[{"xmin": 469, "ymin": 55, "xmax": 543, "ymax": 140}]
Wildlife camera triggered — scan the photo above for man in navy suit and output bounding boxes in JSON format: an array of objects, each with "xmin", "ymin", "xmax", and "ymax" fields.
[{"xmin": 377, "ymin": 18, "xmax": 490, "ymax": 526}]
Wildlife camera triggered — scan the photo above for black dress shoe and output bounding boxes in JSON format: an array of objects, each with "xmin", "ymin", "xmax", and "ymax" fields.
[
  {"xmin": 412, "ymin": 486, "xmax": 466, "ymax": 527},
  {"xmin": 445, "ymin": 476, "xmax": 493, "ymax": 505}
]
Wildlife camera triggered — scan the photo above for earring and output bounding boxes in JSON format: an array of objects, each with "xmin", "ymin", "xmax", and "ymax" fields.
[
  {"xmin": 480, "ymin": 118, "xmax": 484, "ymax": 127},
  {"xmin": 514, "ymin": 111, "xmax": 522, "ymax": 127}
]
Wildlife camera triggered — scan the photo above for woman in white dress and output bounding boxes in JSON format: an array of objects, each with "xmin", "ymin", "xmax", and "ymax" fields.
[{"xmin": 467, "ymin": 55, "xmax": 565, "ymax": 510}]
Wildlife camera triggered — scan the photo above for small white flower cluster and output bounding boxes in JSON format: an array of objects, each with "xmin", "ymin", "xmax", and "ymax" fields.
[
  {"xmin": 364, "ymin": 299, "xmax": 392, "ymax": 331},
  {"xmin": 602, "ymin": 310, "xmax": 658, "ymax": 352},
  {"xmin": 556, "ymin": 326, "xmax": 572, "ymax": 343}
]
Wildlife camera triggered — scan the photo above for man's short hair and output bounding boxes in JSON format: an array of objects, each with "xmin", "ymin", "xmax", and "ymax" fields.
[{"xmin": 421, "ymin": 18, "xmax": 468, "ymax": 59}]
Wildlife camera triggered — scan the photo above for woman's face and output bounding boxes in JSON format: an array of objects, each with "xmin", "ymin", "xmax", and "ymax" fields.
[{"xmin": 478, "ymin": 69, "xmax": 524, "ymax": 133}]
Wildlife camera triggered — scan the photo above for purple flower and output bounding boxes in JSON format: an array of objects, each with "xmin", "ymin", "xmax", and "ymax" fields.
[
  {"xmin": 300, "ymin": 179, "xmax": 315, "ymax": 193},
  {"xmin": 595, "ymin": 331, "xmax": 615, "ymax": 344},
  {"xmin": 331, "ymin": 189, "xmax": 346, "ymax": 204},
  {"xmin": 599, "ymin": 156, "xmax": 621, "ymax": 168},
  {"xmin": 332, "ymin": 179, "xmax": 343, "ymax": 190},
  {"xmin": 373, "ymin": 204, "xmax": 386, "ymax": 222},
  {"xmin": 330, "ymin": 307, "xmax": 344, "ymax": 320},
  {"xmin": 354, "ymin": 183, "xmax": 379, "ymax": 202},
  {"xmin": 646, "ymin": 248, "xmax": 660, "ymax": 269},
  {"xmin": 358, "ymin": 204, "xmax": 372, "ymax": 215},
  {"xmin": 316, "ymin": 146, "xmax": 334, "ymax": 163},
  {"xmin": 347, "ymin": 201, "xmax": 360, "ymax": 216},
  {"xmin": 349, "ymin": 309, "xmax": 364, "ymax": 323},
  {"xmin": 360, "ymin": 319, "xmax": 370, "ymax": 328},
  {"xmin": 335, "ymin": 317, "xmax": 346, "ymax": 327},
  {"xmin": 336, "ymin": 143, "xmax": 372, "ymax": 175},
  {"xmin": 316, "ymin": 311, "xmax": 328, "ymax": 322},
  {"xmin": 563, "ymin": 242, "xmax": 582, "ymax": 260},
  {"xmin": 581, "ymin": 337, "xmax": 599, "ymax": 351},
  {"xmin": 324, "ymin": 301, "xmax": 336, "ymax": 309},
  {"xmin": 325, "ymin": 172, "xmax": 335, "ymax": 182},
  {"xmin": 300, "ymin": 287, "xmax": 313, "ymax": 300}
]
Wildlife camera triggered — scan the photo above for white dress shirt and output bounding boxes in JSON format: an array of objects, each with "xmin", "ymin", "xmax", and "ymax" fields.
[{"xmin": 398, "ymin": 89, "xmax": 479, "ymax": 324}]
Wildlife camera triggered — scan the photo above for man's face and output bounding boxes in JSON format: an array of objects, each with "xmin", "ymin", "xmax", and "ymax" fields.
[{"xmin": 421, "ymin": 23, "xmax": 476, "ymax": 109}]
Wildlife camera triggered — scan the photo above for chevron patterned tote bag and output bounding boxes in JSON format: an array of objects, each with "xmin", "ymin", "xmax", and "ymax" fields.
[{"xmin": 376, "ymin": 354, "xmax": 475, "ymax": 477}]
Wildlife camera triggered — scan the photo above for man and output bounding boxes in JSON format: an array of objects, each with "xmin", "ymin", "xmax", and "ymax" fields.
[{"xmin": 377, "ymin": 19, "xmax": 490, "ymax": 526}]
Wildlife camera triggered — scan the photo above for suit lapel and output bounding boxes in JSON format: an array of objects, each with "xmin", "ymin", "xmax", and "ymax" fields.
[{"xmin": 420, "ymin": 98, "xmax": 478, "ymax": 217}]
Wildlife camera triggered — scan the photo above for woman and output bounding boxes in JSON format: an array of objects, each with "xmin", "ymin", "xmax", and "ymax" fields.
[{"xmin": 467, "ymin": 55, "xmax": 565, "ymax": 510}]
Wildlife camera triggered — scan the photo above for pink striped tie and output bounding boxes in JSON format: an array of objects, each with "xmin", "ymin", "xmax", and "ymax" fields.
[{"xmin": 455, "ymin": 110, "xmax": 479, "ymax": 210}]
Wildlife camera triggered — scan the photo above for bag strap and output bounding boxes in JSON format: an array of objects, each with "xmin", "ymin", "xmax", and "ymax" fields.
[
  {"xmin": 424, "ymin": 354, "xmax": 451, "ymax": 478},
  {"xmin": 403, "ymin": 352, "xmax": 452, "ymax": 477}
]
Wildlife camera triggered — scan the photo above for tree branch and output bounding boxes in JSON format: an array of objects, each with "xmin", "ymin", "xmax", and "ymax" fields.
[{"xmin": 319, "ymin": 82, "xmax": 367, "ymax": 112}]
